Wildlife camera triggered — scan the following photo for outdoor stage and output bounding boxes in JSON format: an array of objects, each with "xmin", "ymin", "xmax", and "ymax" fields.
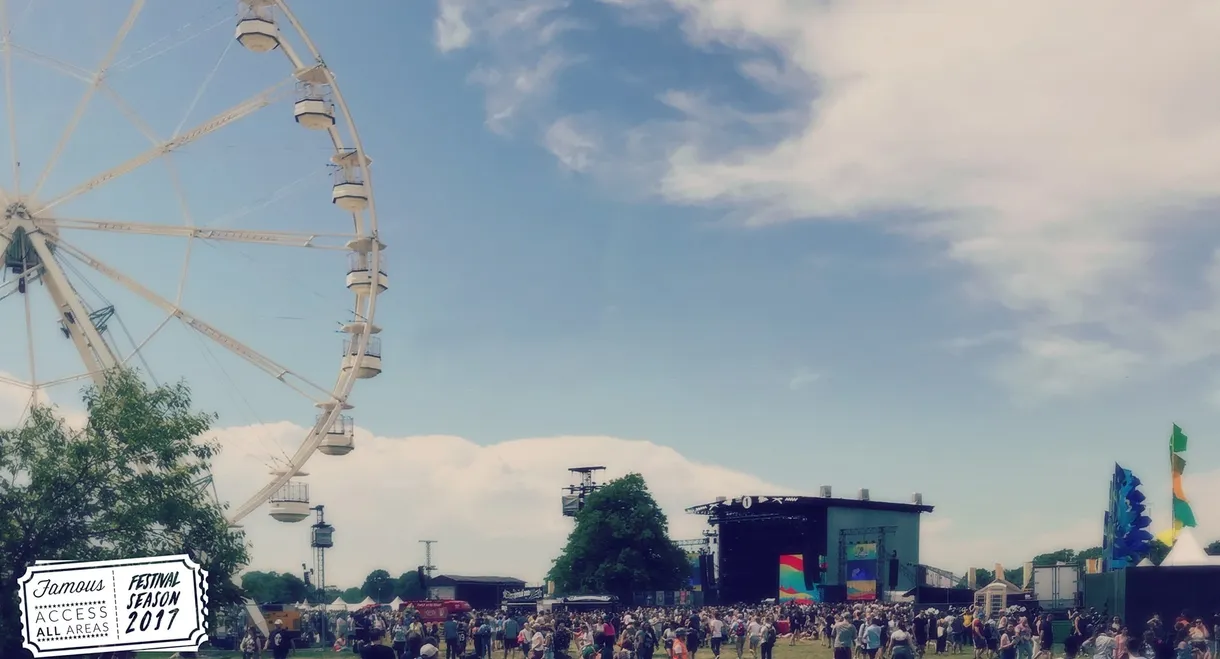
[{"xmin": 686, "ymin": 490, "xmax": 935, "ymax": 603}]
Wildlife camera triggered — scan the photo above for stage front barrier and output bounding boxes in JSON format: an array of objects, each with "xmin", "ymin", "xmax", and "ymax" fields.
[{"xmin": 632, "ymin": 590, "xmax": 704, "ymax": 607}]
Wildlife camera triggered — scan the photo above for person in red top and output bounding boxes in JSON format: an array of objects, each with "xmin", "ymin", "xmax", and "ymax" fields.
[{"xmin": 673, "ymin": 630, "xmax": 690, "ymax": 659}]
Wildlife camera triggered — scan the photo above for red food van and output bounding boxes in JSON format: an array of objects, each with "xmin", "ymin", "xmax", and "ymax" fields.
[{"xmin": 398, "ymin": 599, "xmax": 472, "ymax": 622}]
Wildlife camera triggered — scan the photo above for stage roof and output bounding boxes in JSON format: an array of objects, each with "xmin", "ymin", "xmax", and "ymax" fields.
[
  {"xmin": 686, "ymin": 494, "xmax": 934, "ymax": 517},
  {"xmin": 431, "ymin": 574, "xmax": 526, "ymax": 586}
]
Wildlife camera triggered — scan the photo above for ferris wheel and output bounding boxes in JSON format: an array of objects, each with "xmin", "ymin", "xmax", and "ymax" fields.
[{"xmin": 0, "ymin": 0, "xmax": 384, "ymax": 526}]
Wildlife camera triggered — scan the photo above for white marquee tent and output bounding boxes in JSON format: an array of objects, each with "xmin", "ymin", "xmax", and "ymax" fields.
[
  {"xmin": 327, "ymin": 597, "xmax": 348, "ymax": 612},
  {"xmin": 1160, "ymin": 528, "xmax": 1220, "ymax": 567}
]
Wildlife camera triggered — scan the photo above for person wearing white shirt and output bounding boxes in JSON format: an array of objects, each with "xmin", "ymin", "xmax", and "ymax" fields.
[{"xmin": 709, "ymin": 614, "xmax": 726, "ymax": 659}]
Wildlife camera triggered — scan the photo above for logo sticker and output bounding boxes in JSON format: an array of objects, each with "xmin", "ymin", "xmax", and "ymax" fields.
[{"xmin": 18, "ymin": 554, "xmax": 208, "ymax": 658}]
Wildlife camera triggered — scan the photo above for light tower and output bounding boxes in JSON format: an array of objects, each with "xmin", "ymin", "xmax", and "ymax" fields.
[
  {"xmin": 561, "ymin": 466, "xmax": 605, "ymax": 517},
  {"xmin": 310, "ymin": 505, "xmax": 334, "ymax": 593},
  {"xmin": 419, "ymin": 540, "xmax": 437, "ymax": 577}
]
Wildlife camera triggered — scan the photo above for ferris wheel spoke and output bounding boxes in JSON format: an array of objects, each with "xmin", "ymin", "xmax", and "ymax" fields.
[
  {"xmin": 29, "ymin": 0, "xmax": 146, "ymax": 201},
  {"xmin": 9, "ymin": 42, "xmax": 91, "ymax": 83},
  {"xmin": 25, "ymin": 230, "xmax": 120, "ymax": 382},
  {"xmin": 34, "ymin": 76, "xmax": 295, "ymax": 214},
  {"xmin": 0, "ymin": 372, "xmax": 31, "ymax": 390},
  {"xmin": 51, "ymin": 237, "xmax": 342, "ymax": 406},
  {"xmin": 228, "ymin": 419, "xmax": 329, "ymax": 524},
  {"xmin": 1, "ymin": 0, "xmax": 21, "ymax": 197},
  {"xmin": 41, "ymin": 216, "xmax": 356, "ymax": 249}
]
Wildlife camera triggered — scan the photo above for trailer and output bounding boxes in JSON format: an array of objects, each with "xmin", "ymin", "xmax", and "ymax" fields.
[{"xmin": 1030, "ymin": 563, "xmax": 1081, "ymax": 611}]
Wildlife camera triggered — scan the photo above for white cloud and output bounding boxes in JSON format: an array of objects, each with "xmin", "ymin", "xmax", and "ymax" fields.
[
  {"xmin": 435, "ymin": 0, "xmax": 583, "ymax": 134},
  {"xmin": 434, "ymin": 0, "xmax": 473, "ymax": 52},
  {"xmin": 4, "ymin": 375, "xmax": 1217, "ymax": 586},
  {"xmin": 208, "ymin": 424, "xmax": 789, "ymax": 587},
  {"xmin": 638, "ymin": 0, "xmax": 1220, "ymax": 397},
  {"xmin": 787, "ymin": 367, "xmax": 821, "ymax": 390},
  {"xmin": 444, "ymin": 0, "xmax": 1220, "ymax": 397},
  {"xmin": 545, "ymin": 116, "xmax": 599, "ymax": 173}
]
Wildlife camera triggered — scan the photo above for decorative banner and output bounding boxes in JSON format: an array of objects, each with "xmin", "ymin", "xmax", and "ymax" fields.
[
  {"xmin": 1170, "ymin": 424, "xmax": 1197, "ymax": 536},
  {"xmin": 18, "ymin": 554, "xmax": 208, "ymax": 658}
]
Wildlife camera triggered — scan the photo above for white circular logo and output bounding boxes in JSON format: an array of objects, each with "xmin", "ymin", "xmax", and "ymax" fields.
[{"xmin": 742, "ymin": 496, "xmax": 753, "ymax": 509}]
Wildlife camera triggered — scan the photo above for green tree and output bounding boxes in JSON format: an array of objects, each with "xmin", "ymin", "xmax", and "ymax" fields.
[
  {"xmin": 1077, "ymin": 546, "xmax": 1103, "ymax": 561},
  {"xmin": 1147, "ymin": 539, "xmax": 1171, "ymax": 565},
  {"xmin": 0, "ymin": 369, "xmax": 248, "ymax": 658},
  {"xmin": 1205, "ymin": 540, "xmax": 1220, "ymax": 556},
  {"xmin": 395, "ymin": 571, "xmax": 427, "ymax": 600},
  {"xmin": 342, "ymin": 586, "xmax": 365, "ymax": 603},
  {"xmin": 547, "ymin": 473, "xmax": 688, "ymax": 599},
  {"xmin": 1032, "ymin": 549, "xmax": 1077, "ymax": 565},
  {"xmin": 363, "ymin": 569, "xmax": 396, "ymax": 603},
  {"xmin": 242, "ymin": 570, "xmax": 309, "ymax": 604},
  {"xmin": 317, "ymin": 586, "xmax": 343, "ymax": 603}
]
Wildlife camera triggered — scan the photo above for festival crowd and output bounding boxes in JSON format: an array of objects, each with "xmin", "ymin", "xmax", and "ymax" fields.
[{"xmin": 234, "ymin": 601, "xmax": 1218, "ymax": 659}]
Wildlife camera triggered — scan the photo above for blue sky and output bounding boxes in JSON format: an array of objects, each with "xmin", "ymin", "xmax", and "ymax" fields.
[{"xmin": 2, "ymin": 0, "xmax": 1220, "ymax": 585}]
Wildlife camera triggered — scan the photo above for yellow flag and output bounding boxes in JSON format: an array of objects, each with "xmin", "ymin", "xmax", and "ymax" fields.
[{"xmin": 1154, "ymin": 528, "xmax": 1178, "ymax": 545}]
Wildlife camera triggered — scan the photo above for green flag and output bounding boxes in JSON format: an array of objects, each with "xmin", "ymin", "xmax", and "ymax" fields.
[
  {"xmin": 1173, "ymin": 497, "xmax": 1197, "ymax": 527},
  {"xmin": 1171, "ymin": 424, "xmax": 1188, "ymax": 452}
]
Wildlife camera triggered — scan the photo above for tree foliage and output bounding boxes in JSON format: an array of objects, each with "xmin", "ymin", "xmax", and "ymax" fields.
[
  {"xmin": 547, "ymin": 473, "xmax": 688, "ymax": 599},
  {"xmin": 1147, "ymin": 538, "xmax": 1171, "ymax": 565},
  {"xmin": 394, "ymin": 571, "xmax": 427, "ymax": 600},
  {"xmin": 0, "ymin": 369, "xmax": 248, "ymax": 658},
  {"xmin": 242, "ymin": 570, "xmax": 310, "ymax": 604},
  {"xmin": 1206, "ymin": 540, "xmax": 1220, "ymax": 556},
  {"xmin": 362, "ymin": 569, "xmax": 396, "ymax": 603}
]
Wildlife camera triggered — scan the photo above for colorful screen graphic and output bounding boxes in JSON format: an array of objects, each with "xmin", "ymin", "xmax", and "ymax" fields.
[
  {"xmin": 778, "ymin": 554, "xmax": 820, "ymax": 602},
  {"xmin": 687, "ymin": 552, "xmax": 702, "ymax": 591},
  {"xmin": 846, "ymin": 542, "xmax": 878, "ymax": 601}
]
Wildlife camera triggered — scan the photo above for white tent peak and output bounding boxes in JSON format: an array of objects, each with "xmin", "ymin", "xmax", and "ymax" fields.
[
  {"xmin": 1135, "ymin": 558, "xmax": 1154, "ymax": 567},
  {"xmin": 1161, "ymin": 527, "xmax": 1216, "ymax": 567}
]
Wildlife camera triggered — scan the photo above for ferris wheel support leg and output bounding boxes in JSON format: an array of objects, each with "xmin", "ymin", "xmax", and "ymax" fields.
[{"xmin": 27, "ymin": 230, "xmax": 118, "ymax": 384}]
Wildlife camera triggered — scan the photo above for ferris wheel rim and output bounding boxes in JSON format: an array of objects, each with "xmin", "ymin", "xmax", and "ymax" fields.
[
  {"xmin": 223, "ymin": 0, "xmax": 385, "ymax": 526},
  {"xmin": 0, "ymin": 0, "xmax": 385, "ymax": 526}
]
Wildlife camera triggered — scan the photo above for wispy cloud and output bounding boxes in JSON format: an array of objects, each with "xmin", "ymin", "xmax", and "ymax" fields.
[
  {"xmin": 436, "ymin": 0, "xmax": 1220, "ymax": 399},
  {"xmin": 434, "ymin": 0, "xmax": 584, "ymax": 135},
  {"xmin": 788, "ymin": 367, "xmax": 822, "ymax": 391}
]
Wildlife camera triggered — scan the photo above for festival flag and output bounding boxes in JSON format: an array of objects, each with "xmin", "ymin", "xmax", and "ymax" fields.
[{"xmin": 1170, "ymin": 424, "xmax": 1197, "ymax": 532}]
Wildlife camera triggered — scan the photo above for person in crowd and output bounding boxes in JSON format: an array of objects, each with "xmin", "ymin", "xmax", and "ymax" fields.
[
  {"xmin": 363, "ymin": 628, "xmax": 401, "ymax": 659},
  {"xmin": 673, "ymin": 628, "xmax": 691, "ymax": 659},
  {"xmin": 891, "ymin": 622, "xmax": 916, "ymax": 659},
  {"xmin": 866, "ymin": 618, "xmax": 885, "ymax": 659},
  {"xmin": 393, "ymin": 620, "xmax": 409, "ymax": 659},
  {"xmin": 504, "ymin": 614, "xmax": 522, "ymax": 659},
  {"xmin": 759, "ymin": 617, "xmax": 777, "ymax": 659},
  {"xmin": 835, "ymin": 615, "xmax": 859, "ymax": 659},
  {"xmin": 708, "ymin": 611, "xmax": 725, "ymax": 659},
  {"xmin": 241, "ymin": 625, "xmax": 264, "ymax": 659},
  {"xmin": 445, "ymin": 616, "xmax": 460, "ymax": 659},
  {"xmin": 745, "ymin": 616, "xmax": 760, "ymax": 659},
  {"xmin": 268, "ymin": 619, "xmax": 292, "ymax": 659}
]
